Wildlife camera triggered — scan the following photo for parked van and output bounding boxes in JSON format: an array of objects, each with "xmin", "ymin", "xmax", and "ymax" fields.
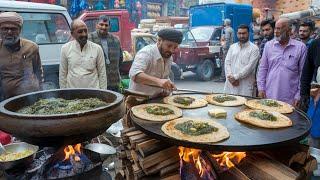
[{"xmin": 0, "ymin": 1, "xmax": 72, "ymax": 88}]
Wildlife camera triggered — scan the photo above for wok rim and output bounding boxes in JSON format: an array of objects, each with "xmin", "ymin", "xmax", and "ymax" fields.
[
  {"xmin": 0, "ymin": 142, "xmax": 39, "ymax": 163},
  {"xmin": 0, "ymin": 88, "xmax": 123, "ymax": 119}
]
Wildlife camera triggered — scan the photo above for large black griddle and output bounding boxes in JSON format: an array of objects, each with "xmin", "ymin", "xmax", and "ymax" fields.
[{"xmin": 131, "ymin": 94, "xmax": 311, "ymax": 151}]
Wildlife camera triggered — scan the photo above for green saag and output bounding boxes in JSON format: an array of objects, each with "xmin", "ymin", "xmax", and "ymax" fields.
[
  {"xmin": 18, "ymin": 98, "xmax": 108, "ymax": 115},
  {"xmin": 145, "ymin": 105, "xmax": 174, "ymax": 115},
  {"xmin": 259, "ymin": 99, "xmax": 281, "ymax": 107},
  {"xmin": 173, "ymin": 97, "xmax": 195, "ymax": 106},
  {"xmin": 174, "ymin": 120, "xmax": 218, "ymax": 136},
  {"xmin": 213, "ymin": 95, "xmax": 237, "ymax": 103},
  {"xmin": 249, "ymin": 111, "xmax": 277, "ymax": 121}
]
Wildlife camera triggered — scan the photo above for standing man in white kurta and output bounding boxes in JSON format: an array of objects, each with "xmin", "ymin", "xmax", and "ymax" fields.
[
  {"xmin": 59, "ymin": 19, "xmax": 107, "ymax": 89},
  {"xmin": 224, "ymin": 24, "xmax": 260, "ymax": 96}
]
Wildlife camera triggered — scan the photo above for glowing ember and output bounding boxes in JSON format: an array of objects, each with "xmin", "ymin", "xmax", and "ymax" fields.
[
  {"xmin": 212, "ymin": 152, "xmax": 246, "ymax": 168},
  {"xmin": 63, "ymin": 143, "xmax": 82, "ymax": 161}
]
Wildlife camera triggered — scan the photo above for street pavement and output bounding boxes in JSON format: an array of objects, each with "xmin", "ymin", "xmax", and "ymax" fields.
[{"xmin": 175, "ymin": 71, "xmax": 225, "ymax": 93}]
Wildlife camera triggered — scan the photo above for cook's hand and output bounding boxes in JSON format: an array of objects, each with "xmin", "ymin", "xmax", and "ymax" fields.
[
  {"xmin": 158, "ymin": 79, "xmax": 176, "ymax": 91},
  {"xmin": 227, "ymin": 75, "xmax": 236, "ymax": 83},
  {"xmin": 310, "ymin": 88, "xmax": 320, "ymax": 106},
  {"xmin": 232, "ymin": 80, "xmax": 239, "ymax": 87},
  {"xmin": 258, "ymin": 91, "xmax": 266, "ymax": 98},
  {"xmin": 293, "ymin": 99, "xmax": 300, "ymax": 108}
]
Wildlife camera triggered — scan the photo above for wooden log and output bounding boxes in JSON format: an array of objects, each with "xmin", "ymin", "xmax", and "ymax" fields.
[
  {"xmin": 128, "ymin": 133, "xmax": 149, "ymax": 148},
  {"xmin": 121, "ymin": 127, "xmax": 137, "ymax": 135},
  {"xmin": 237, "ymin": 152, "xmax": 299, "ymax": 180},
  {"xmin": 125, "ymin": 130, "xmax": 143, "ymax": 138},
  {"xmin": 144, "ymin": 155, "xmax": 180, "ymax": 175},
  {"xmin": 132, "ymin": 163, "xmax": 145, "ymax": 180},
  {"xmin": 303, "ymin": 156, "xmax": 318, "ymax": 173},
  {"xmin": 139, "ymin": 146, "xmax": 178, "ymax": 169},
  {"xmin": 263, "ymin": 145, "xmax": 309, "ymax": 166},
  {"xmin": 160, "ymin": 162, "xmax": 180, "ymax": 177},
  {"xmin": 160, "ymin": 172, "xmax": 180, "ymax": 180},
  {"xmin": 219, "ymin": 166, "xmax": 251, "ymax": 180},
  {"xmin": 136, "ymin": 139, "xmax": 172, "ymax": 158}
]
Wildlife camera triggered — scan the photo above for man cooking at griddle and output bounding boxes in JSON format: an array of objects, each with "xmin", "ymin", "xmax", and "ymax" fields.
[{"xmin": 128, "ymin": 28, "xmax": 183, "ymax": 97}]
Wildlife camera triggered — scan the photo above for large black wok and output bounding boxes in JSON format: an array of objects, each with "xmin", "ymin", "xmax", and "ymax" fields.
[{"xmin": 0, "ymin": 88, "xmax": 125, "ymax": 147}]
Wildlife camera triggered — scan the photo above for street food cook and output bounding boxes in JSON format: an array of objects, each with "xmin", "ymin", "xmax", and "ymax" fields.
[
  {"xmin": 206, "ymin": 94, "xmax": 247, "ymax": 106},
  {"xmin": 161, "ymin": 118, "xmax": 229, "ymax": 143},
  {"xmin": 245, "ymin": 99, "xmax": 294, "ymax": 114},
  {"xmin": 235, "ymin": 109, "xmax": 292, "ymax": 128},
  {"xmin": 131, "ymin": 103, "xmax": 182, "ymax": 121},
  {"xmin": 18, "ymin": 98, "xmax": 108, "ymax": 115},
  {"xmin": 163, "ymin": 95, "xmax": 208, "ymax": 109}
]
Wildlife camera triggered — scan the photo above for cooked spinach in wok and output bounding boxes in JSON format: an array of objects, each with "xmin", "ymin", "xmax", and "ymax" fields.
[{"xmin": 18, "ymin": 98, "xmax": 108, "ymax": 115}]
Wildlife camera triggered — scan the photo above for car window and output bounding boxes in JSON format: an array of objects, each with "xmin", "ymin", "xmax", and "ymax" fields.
[
  {"xmin": 18, "ymin": 13, "xmax": 70, "ymax": 44},
  {"xmin": 212, "ymin": 28, "xmax": 221, "ymax": 41},
  {"xmin": 135, "ymin": 36, "xmax": 156, "ymax": 52},
  {"xmin": 84, "ymin": 17, "xmax": 120, "ymax": 33},
  {"xmin": 191, "ymin": 27, "xmax": 214, "ymax": 41},
  {"xmin": 181, "ymin": 31, "xmax": 196, "ymax": 46}
]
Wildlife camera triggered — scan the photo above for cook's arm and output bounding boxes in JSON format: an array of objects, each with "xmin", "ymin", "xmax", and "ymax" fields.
[
  {"xmin": 59, "ymin": 46, "xmax": 68, "ymax": 88},
  {"xmin": 97, "ymin": 46, "xmax": 107, "ymax": 89}
]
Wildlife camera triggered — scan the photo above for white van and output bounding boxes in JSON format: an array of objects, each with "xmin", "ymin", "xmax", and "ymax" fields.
[{"xmin": 0, "ymin": 1, "xmax": 72, "ymax": 88}]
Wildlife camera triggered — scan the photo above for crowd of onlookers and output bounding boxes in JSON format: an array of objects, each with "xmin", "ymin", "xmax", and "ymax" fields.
[{"xmin": 218, "ymin": 17, "xmax": 320, "ymax": 147}]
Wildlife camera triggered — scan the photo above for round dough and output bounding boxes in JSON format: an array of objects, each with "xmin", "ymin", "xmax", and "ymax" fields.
[
  {"xmin": 205, "ymin": 94, "xmax": 247, "ymax": 106},
  {"xmin": 234, "ymin": 109, "xmax": 292, "ymax": 128},
  {"xmin": 245, "ymin": 99, "xmax": 294, "ymax": 114},
  {"xmin": 163, "ymin": 95, "xmax": 208, "ymax": 109},
  {"xmin": 161, "ymin": 118, "xmax": 229, "ymax": 143},
  {"xmin": 131, "ymin": 103, "xmax": 182, "ymax": 122}
]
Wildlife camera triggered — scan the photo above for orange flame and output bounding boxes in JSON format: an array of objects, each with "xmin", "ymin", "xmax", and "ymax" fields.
[
  {"xmin": 212, "ymin": 152, "xmax": 246, "ymax": 168},
  {"xmin": 63, "ymin": 144, "xmax": 82, "ymax": 161},
  {"xmin": 179, "ymin": 147, "xmax": 205, "ymax": 176},
  {"xmin": 178, "ymin": 146, "xmax": 247, "ymax": 177}
]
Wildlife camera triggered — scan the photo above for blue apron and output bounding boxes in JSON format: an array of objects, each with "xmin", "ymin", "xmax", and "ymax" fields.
[{"xmin": 307, "ymin": 98, "xmax": 320, "ymax": 138}]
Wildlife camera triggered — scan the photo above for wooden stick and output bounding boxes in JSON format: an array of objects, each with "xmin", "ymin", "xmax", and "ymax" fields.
[
  {"xmin": 144, "ymin": 155, "xmax": 180, "ymax": 175},
  {"xmin": 160, "ymin": 173, "xmax": 180, "ymax": 180},
  {"xmin": 237, "ymin": 152, "xmax": 299, "ymax": 180},
  {"xmin": 160, "ymin": 162, "xmax": 180, "ymax": 177},
  {"xmin": 139, "ymin": 146, "xmax": 178, "ymax": 169},
  {"xmin": 136, "ymin": 139, "xmax": 172, "ymax": 158}
]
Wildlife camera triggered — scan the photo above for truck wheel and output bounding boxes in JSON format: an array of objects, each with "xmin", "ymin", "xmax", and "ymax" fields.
[
  {"xmin": 171, "ymin": 65, "xmax": 181, "ymax": 80},
  {"xmin": 196, "ymin": 59, "xmax": 214, "ymax": 81}
]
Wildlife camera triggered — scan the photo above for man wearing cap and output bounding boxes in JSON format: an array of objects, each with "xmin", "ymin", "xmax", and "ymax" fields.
[
  {"xmin": 129, "ymin": 28, "xmax": 183, "ymax": 97},
  {"xmin": 0, "ymin": 12, "xmax": 44, "ymax": 101}
]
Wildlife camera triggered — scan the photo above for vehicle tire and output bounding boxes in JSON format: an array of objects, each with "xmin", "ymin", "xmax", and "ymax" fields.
[
  {"xmin": 169, "ymin": 71, "xmax": 175, "ymax": 83},
  {"xmin": 196, "ymin": 59, "xmax": 214, "ymax": 81},
  {"xmin": 171, "ymin": 65, "xmax": 181, "ymax": 80}
]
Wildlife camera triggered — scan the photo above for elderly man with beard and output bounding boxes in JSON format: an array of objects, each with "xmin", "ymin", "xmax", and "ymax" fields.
[
  {"xmin": 257, "ymin": 18, "xmax": 307, "ymax": 106},
  {"xmin": 224, "ymin": 24, "xmax": 260, "ymax": 96},
  {"xmin": 59, "ymin": 19, "xmax": 107, "ymax": 89},
  {"xmin": 129, "ymin": 29, "xmax": 183, "ymax": 97},
  {"xmin": 88, "ymin": 15, "xmax": 123, "ymax": 92},
  {"xmin": 0, "ymin": 12, "xmax": 43, "ymax": 101}
]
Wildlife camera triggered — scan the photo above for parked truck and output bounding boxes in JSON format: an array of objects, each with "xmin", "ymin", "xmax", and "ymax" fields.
[
  {"xmin": 170, "ymin": 2, "xmax": 253, "ymax": 81},
  {"xmin": 189, "ymin": 2, "xmax": 253, "ymax": 42}
]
